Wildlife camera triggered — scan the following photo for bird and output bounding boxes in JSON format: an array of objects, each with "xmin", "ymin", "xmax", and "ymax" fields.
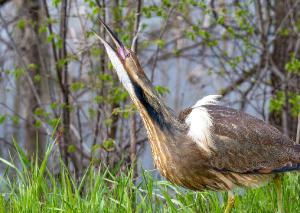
[{"xmin": 95, "ymin": 19, "xmax": 300, "ymax": 213}]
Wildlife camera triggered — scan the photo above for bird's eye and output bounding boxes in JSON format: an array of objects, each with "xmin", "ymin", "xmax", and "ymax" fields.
[{"xmin": 117, "ymin": 47, "xmax": 130, "ymax": 60}]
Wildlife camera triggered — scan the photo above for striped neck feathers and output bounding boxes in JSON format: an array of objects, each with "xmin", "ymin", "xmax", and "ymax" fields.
[
  {"xmin": 120, "ymin": 51, "xmax": 180, "ymax": 132},
  {"xmin": 102, "ymin": 41, "xmax": 181, "ymax": 133}
]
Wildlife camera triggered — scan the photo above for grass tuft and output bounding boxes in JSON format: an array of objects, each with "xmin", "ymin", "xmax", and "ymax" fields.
[{"xmin": 0, "ymin": 142, "xmax": 300, "ymax": 212}]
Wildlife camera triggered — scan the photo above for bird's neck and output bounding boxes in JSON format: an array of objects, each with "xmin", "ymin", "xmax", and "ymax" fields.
[
  {"xmin": 127, "ymin": 76, "xmax": 183, "ymax": 140},
  {"xmin": 119, "ymin": 53, "xmax": 184, "ymax": 144},
  {"xmin": 132, "ymin": 82, "xmax": 176, "ymax": 128},
  {"xmin": 128, "ymin": 78, "xmax": 189, "ymax": 180}
]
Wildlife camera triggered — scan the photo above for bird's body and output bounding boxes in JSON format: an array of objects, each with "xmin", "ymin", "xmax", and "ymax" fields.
[
  {"xmin": 96, "ymin": 20, "xmax": 299, "ymax": 212},
  {"xmin": 139, "ymin": 94, "xmax": 300, "ymax": 192}
]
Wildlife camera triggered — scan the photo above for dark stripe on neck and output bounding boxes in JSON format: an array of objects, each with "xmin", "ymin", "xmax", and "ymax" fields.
[{"xmin": 132, "ymin": 81, "xmax": 170, "ymax": 130}]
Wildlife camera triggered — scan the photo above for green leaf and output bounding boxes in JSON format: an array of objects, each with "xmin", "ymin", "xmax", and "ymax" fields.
[
  {"xmin": 94, "ymin": 95, "xmax": 103, "ymax": 104},
  {"xmin": 57, "ymin": 58, "xmax": 67, "ymax": 69},
  {"xmin": 91, "ymin": 144, "xmax": 101, "ymax": 153},
  {"xmin": 34, "ymin": 120, "xmax": 42, "ymax": 128},
  {"xmin": 112, "ymin": 107, "xmax": 121, "ymax": 116},
  {"xmin": 208, "ymin": 40, "xmax": 218, "ymax": 47},
  {"xmin": 142, "ymin": 7, "xmax": 152, "ymax": 18},
  {"xmin": 88, "ymin": 108, "xmax": 97, "ymax": 118},
  {"xmin": 0, "ymin": 115, "xmax": 6, "ymax": 125},
  {"xmin": 10, "ymin": 115, "xmax": 20, "ymax": 126},
  {"xmin": 162, "ymin": 0, "xmax": 171, "ymax": 7},
  {"xmin": 103, "ymin": 139, "xmax": 115, "ymax": 151},
  {"xmin": 34, "ymin": 74, "xmax": 41, "ymax": 82},
  {"xmin": 99, "ymin": 73, "xmax": 112, "ymax": 82},
  {"xmin": 67, "ymin": 145, "xmax": 76, "ymax": 153},
  {"xmin": 34, "ymin": 107, "xmax": 45, "ymax": 117},
  {"xmin": 92, "ymin": 7, "xmax": 100, "ymax": 16},
  {"xmin": 91, "ymin": 47, "xmax": 102, "ymax": 56},
  {"xmin": 217, "ymin": 16, "xmax": 225, "ymax": 25},
  {"xmin": 47, "ymin": 33, "xmax": 56, "ymax": 43},
  {"xmin": 155, "ymin": 39, "xmax": 166, "ymax": 48},
  {"xmin": 198, "ymin": 1, "xmax": 207, "ymax": 9},
  {"xmin": 269, "ymin": 91, "xmax": 285, "ymax": 113},
  {"xmin": 285, "ymin": 53, "xmax": 300, "ymax": 74},
  {"xmin": 226, "ymin": 27, "xmax": 235, "ymax": 38},
  {"xmin": 185, "ymin": 31, "xmax": 196, "ymax": 41},
  {"xmin": 113, "ymin": 88, "xmax": 128, "ymax": 102},
  {"xmin": 56, "ymin": 37, "xmax": 63, "ymax": 49},
  {"xmin": 13, "ymin": 67, "xmax": 25, "ymax": 80},
  {"xmin": 104, "ymin": 118, "xmax": 112, "ymax": 127},
  {"xmin": 198, "ymin": 29, "xmax": 210, "ymax": 40},
  {"xmin": 49, "ymin": 118, "xmax": 60, "ymax": 128},
  {"xmin": 39, "ymin": 25, "xmax": 47, "ymax": 34},
  {"xmin": 155, "ymin": 85, "xmax": 170, "ymax": 95},
  {"xmin": 50, "ymin": 102, "xmax": 58, "ymax": 110},
  {"xmin": 122, "ymin": 107, "xmax": 130, "ymax": 119},
  {"xmin": 0, "ymin": 157, "xmax": 22, "ymax": 178},
  {"xmin": 28, "ymin": 63, "xmax": 38, "ymax": 70},
  {"xmin": 279, "ymin": 28, "xmax": 290, "ymax": 36},
  {"xmin": 12, "ymin": 138, "xmax": 30, "ymax": 168},
  {"xmin": 71, "ymin": 82, "xmax": 85, "ymax": 92},
  {"xmin": 52, "ymin": 0, "xmax": 61, "ymax": 7},
  {"xmin": 17, "ymin": 19, "xmax": 25, "ymax": 30},
  {"xmin": 289, "ymin": 93, "xmax": 300, "ymax": 117}
]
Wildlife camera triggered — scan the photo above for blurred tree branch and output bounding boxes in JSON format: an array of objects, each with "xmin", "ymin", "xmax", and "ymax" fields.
[{"xmin": 0, "ymin": 0, "xmax": 10, "ymax": 6}]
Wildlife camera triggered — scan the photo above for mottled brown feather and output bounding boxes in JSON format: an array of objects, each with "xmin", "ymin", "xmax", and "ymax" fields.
[{"xmin": 180, "ymin": 105, "xmax": 300, "ymax": 175}]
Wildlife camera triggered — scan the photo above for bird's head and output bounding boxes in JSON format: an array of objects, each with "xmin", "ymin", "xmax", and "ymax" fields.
[
  {"xmin": 95, "ymin": 19, "xmax": 150, "ymax": 98},
  {"xmin": 96, "ymin": 19, "xmax": 182, "ymax": 134}
]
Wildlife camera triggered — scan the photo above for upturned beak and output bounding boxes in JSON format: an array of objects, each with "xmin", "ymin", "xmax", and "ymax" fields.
[{"xmin": 95, "ymin": 18, "xmax": 128, "ymax": 60}]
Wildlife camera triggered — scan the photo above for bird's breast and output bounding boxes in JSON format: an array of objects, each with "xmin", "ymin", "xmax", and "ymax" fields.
[
  {"xmin": 144, "ymin": 116, "xmax": 271, "ymax": 192},
  {"xmin": 148, "ymin": 131, "xmax": 212, "ymax": 190},
  {"xmin": 149, "ymin": 134, "xmax": 273, "ymax": 192}
]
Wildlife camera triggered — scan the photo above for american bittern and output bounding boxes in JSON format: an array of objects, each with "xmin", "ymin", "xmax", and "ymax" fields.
[{"xmin": 96, "ymin": 20, "xmax": 300, "ymax": 212}]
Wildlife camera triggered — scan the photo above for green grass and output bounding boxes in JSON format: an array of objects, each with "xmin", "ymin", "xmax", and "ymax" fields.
[{"xmin": 0, "ymin": 142, "xmax": 300, "ymax": 212}]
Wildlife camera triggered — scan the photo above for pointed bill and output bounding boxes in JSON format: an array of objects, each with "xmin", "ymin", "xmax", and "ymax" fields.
[
  {"xmin": 94, "ymin": 20, "xmax": 133, "ymax": 93},
  {"xmin": 97, "ymin": 18, "xmax": 123, "ymax": 49},
  {"xmin": 97, "ymin": 17, "xmax": 128, "ymax": 59}
]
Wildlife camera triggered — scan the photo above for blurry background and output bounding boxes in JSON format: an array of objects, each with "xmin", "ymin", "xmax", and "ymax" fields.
[{"xmin": 0, "ymin": 0, "xmax": 299, "ymax": 177}]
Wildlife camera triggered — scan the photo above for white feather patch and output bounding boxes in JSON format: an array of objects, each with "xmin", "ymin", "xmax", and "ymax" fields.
[
  {"xmin": 185, "ymin": 95, "xmax": 221, "ymax": 152},
  {"xmin": 194, "ymin": 95, "xmax": 221, "ymax": 107},
  {"xmin": 99, "ymin": 37, "xmax": 133, "ymax": 93}
]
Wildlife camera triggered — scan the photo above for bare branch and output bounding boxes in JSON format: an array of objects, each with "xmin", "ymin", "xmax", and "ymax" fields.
[
  {"xmin": 59, "ymin": 0, "xmax": 71, "ymax": 166},
  {"xmin": 0, "ymin": 0, "xmax": 10, "ymax": 6},
  {"xmin": 296, "ymin": 113, "xmax": 300, "ymax": 144},
  {"xmin": 220, "ymin": 68, "xmax": 257, "ymax": 96}
]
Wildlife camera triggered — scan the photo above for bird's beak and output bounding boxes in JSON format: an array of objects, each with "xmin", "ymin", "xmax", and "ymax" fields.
[{"xmin": 95, "ymin": 18, "xmax": 129, "ymax": 61}]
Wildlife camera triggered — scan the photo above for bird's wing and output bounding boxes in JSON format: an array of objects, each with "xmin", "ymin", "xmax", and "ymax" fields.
[{"xmin": 179, "ymin": 102, "xmax": 300, "ymax": 174}]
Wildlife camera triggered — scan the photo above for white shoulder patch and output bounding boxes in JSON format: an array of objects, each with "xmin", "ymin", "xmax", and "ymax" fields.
[
  {"xmin": 194, "ymin": 95, "xmax": 221, "ymax": 107},
  {"xmin": 185, "ymin": 95, "xmax": 221, "ymax": 152}
]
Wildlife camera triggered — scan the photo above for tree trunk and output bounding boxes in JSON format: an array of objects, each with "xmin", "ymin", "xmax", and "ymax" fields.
[
  {"xmin": 270, "ymin": 0, "xmax": 300, "ymax": 140},
  {"xmin": 14, "ymin": 0, "xmax": 48, "ymax": 160}
]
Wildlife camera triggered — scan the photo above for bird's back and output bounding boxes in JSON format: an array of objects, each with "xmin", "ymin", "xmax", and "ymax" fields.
[
  {"xmin": 177, "ymin": 103, "xmax": 300, "ymax": 191},
  {"xmin": 204, "ymin": 105, "xmax": 300, "ymax": 174}
]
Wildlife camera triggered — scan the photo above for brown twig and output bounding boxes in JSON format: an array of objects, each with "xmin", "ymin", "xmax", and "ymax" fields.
[
  {"xmin": 150, "ymin": 6, "xmax": 175, "ymax": 82},
  {"xmin": 220, "ymin": 69, "xmax": 257, "ymax": 96},
  {"xmin": 0, "ymin": 12, "xmax": 42, "ymax": 108},
  {"xmin": 92, "ymin": 0, "xmax": 106, "ymax": 148},
  {"xmin": 0, "ymin": 0, "xmax": 10, "ymax": 6},
  {"xmin": 59, "ymin": 0, "xmax": 71, "ymax": 166},
  {"xmin": 0, "ymin": 12, "xmax": 52, "ymax": 136},
  {"xmin": 296, "ymin": 113, "xmax": 300, "ymax": 144}
]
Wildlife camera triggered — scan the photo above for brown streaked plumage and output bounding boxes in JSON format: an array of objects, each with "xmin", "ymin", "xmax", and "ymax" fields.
[{"xmin": 96, "ymin": 20, "xmax": 299, "ymax": 213}]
